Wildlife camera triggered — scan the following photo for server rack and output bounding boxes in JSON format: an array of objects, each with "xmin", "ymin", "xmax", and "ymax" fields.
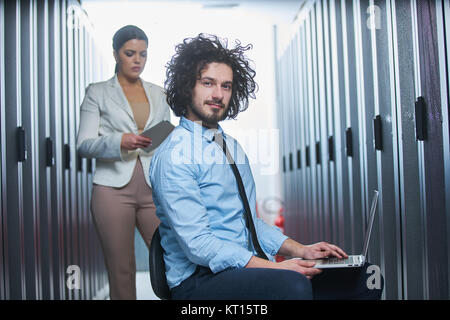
[
  {"xmin": 276, "ymin": 0, "xmax": 450, "ymax": 299},
  {"xmin": 1, "ymin": 0, "xmax": 108, "ymax": 300},
  {"xmin": 437, "ymin": 0, "xmax": 450, "ymax": 299},
  {"xmin": 0, "ymin": 0, "xmax": 6, "ymax": 301}
]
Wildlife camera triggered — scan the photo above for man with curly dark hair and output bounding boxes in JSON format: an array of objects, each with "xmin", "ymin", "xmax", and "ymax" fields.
[
  {"xmin": 149, "ymin": 34, "xmax": 383, "ymax": 300},
  {"xmin": 164, "ymin": 34, "xmax": 257, "ymax": 122}
]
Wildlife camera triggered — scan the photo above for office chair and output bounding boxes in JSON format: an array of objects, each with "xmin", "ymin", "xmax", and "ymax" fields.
[{"xmin": 149, "ymin": 226, "xmax": 171, "ymax": 300}]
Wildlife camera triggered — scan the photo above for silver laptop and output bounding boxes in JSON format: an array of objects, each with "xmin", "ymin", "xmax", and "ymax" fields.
[{"xmin": 311, "ymin": 190, "xmax": 379, "ymax": 269}]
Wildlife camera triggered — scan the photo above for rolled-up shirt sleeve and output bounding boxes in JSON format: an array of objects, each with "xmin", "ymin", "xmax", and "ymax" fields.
[
  {"xmin": 153, "ymin": 148, "xmax": 253, "ymax": 273},
  {"xmin": 255, "ymin": 218, "xmax": 289, "ymax": 257}
]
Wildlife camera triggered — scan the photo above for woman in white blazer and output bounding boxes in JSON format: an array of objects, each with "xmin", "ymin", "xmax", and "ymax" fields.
[{"xmin": 76, "ymin": 25, "xmax": 170, "ymax": 300}]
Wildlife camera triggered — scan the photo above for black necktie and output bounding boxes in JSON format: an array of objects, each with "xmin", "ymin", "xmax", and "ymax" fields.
[{"xmin": 213, "ymin": 132, "xmax": 269, "ymax": 260}]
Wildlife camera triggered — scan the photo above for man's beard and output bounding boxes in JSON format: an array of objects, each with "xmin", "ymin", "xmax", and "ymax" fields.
[{"xmin": 189, "ymin": 100, "xmax": 229, "ymax": 128}]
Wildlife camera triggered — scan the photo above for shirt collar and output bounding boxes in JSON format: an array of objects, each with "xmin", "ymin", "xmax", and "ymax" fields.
[{"xmin": 179, "ymin": 116, "xmax": 225, "ymax": 142}]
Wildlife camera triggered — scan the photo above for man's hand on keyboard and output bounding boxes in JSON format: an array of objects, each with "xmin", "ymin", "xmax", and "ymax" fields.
[{"xmin": 300, "ymin": 242, "xmax": 348, "ymax": 260}]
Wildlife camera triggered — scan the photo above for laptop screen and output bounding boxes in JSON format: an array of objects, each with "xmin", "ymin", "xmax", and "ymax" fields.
[{"xmin": 362, "ymin": 190, "xmax": 379, "ymax": 257}]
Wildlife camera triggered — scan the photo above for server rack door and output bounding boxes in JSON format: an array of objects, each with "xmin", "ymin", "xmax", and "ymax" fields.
[
  {"xmin": 290, "ymin": 42, "xmax": 298, "ymax": 239},
  {"xmin": 290, "ymin": 41, "xmax": 301, "ymax": 241},
  {"xmin": 289, "ymin": 32, "xmax": 296, "ymax": 239},
  {"xmin": 286, "ymin": 50, "xmax": 293, "ymax": 239},
  {"xmin": 315, "ymin": 0, "xmax": 330, "ymax": 244},
  {"xmin": 48, "ymin": 0, "xmax": 65, "ymax": 300},
  {"xmin": 391, "ymin": 0, "xmax": 428, "ymax": 300},
  {"xmin": 349, "ymin": 0, "xmax": 369, "ymax": 264},
  {"xmin": 341, "ymin": 0, "xmax": 364, "ymax": 254},
  {"xmin": 36, "ymin": 0, "xmax": 55, "ymax": 300},
  {"xmin": 82, "ymin": 25, "xmax": 92, "ymax": 300},
  {"xmin": 305, "ymin": 13, "xmax": 316, "ymax": 244},
  {"xmin": 330, "ymin": 0, "xmax": 349, "ymax": 249},
  {"xmin": 85, "ymin": 31, "xmax": 93, "ymax": 299},
  {"xmin": 355, "ymin": 0, "xmax": 375, "ymax": 252},
  {"xmin": 276, "ymin": 51, "xmax": 285, "ymax": 228},
  {"xmin": 61, "ymin": 0, "xmax": 74, "ymax": 299},
  {"xmin": 62, "ymin": 0, "xmax": 74, "ymax": 300},
  {"xmin": 276, "ymin": 54, "xmax": 284, "ymax": 233},
  {"xmin": 355, "ymin": 0, "xmax": 385, "ymax": 298},
  {"xmin": 20, "ymin": 0, "xmax": 42, "ymax": 300},
  {"xmin": 417, "ymin": 0, "xmax": 449, "ymax": 299},
  {"xmin": 293, "ymin": 29, "xmax": 306, "ymax": 244},
  {"xmin": 281, "ymin": 50, "xmax": 290, "ymax": 238},
  {"xmin": 369, "ymin": 0, "xmax": 403, "ymax": 300},
  {"xmin": 3, "ymin": 0, "xmax": 27, "ymax": 299},
  {"xmin": 309, "ymin": 6, "xmax": 322, "ymax": 244},
  {"xmin": 0, "ymin": 0, "xmax": 6, "ymax": 301},
  {"xmin": 322, "ymin": 0, "xmax": 337, "ymax": 245},
  {"xmin": 437, "ymin": 0, "xmax": 450, "ymax": 299},
  {"xmin": 275, "ymin": 51, "xmax": 287, "ymax": 240},
  {"xmin": 78, "ymin": 20, "xmax": 90, "ymax": 300},
  {"xmin": 297, "ymin": 23, "xmax": 310, "ymax": 244},
  {"xmin": 313, "ymin": 4, "xmax": 325, "ymax": 244},
  {"xmin": 74, "ymin": 14, "xmax": 84, "ymax": 299},
  {"xmin": 289, "ymin": 38, "xmax": 299, "ymax": 241},
  {"xmin": 289, "ymin": 44, "xmax": 297, "ymax": 239},
  {"xmin": 281, "ymin": 53, "xmax": 294, "ymax": 239},
  {"xmin": 87, "ymin": 26, "xmax": 97, "ymax": 300},
  {"xmin": 292, "ymin": 32, "xmax": 304, "ymax": 240},
  {"xmin": 286, "ymin": 43, "xmax": 296, "ymax": 240},
  {"xmin": 68, "ymin": 3, "xmax": 80, "ymax": 300}
]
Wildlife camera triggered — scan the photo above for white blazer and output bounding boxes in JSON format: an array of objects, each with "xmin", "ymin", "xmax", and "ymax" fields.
[{"xmin": 76, "ymin": 74, "xmax": 171, "ymax": 188}]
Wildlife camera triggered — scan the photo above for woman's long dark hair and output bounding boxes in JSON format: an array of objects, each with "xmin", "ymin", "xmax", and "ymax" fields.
[
  {"xmin": 164, "ymin": 34, "xmax": 258, "ymax": 119},
  {"xmin": 112, "ymin": 25, "xmax": 148, "ymax": 73}
]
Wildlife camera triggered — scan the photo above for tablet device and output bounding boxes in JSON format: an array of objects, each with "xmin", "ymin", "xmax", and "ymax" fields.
[{"xmin": 139, "ymin": 121, "xmax": 175, "ymax": 152}]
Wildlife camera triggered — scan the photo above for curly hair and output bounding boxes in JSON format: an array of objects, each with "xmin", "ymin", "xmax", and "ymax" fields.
[{"xmin": 164, "ymin": 34, "xmax": 258, "ymax": 119}]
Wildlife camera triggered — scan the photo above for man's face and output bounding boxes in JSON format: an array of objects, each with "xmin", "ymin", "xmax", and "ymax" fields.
[{"xmin": 186, "ymin": 62, "xmax": 233, "ymax": 128}]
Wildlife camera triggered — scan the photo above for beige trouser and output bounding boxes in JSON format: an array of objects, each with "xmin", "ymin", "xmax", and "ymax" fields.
[{"xmin": 91, "ymin": 159, "xmax": 159, "ymax": 300}]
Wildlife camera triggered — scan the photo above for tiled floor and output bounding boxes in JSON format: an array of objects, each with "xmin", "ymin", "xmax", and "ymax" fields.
[{"xmin": 136, "ymin": 271, "xmax": 160, "ymax": 300}]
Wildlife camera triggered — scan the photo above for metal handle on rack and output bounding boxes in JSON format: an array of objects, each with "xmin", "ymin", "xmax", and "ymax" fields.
[
  {"xmin": 415, "ymin": 96, "xmax": 427, "ymax": 141},
  {"xmin": 17, "ymin": 126, "xmax": 27, "ymax": 162},
  {"xmin": 346, "ymin": 128, "xmax": 353, "ymax": 157},
  {"xmin": 46, "ymin": 137, "xmax": 54, "ymax": 167},
  {"xmin": 328, "ymin": 136, "xmax": 334, "ymax": 162},
  {"xmin": 64, "ymin": 144, "xmax": 70, "ymax": 169},
  {"xmin": 316, "ymin": 141, "xmax": 321, "ymax": 165},
  {"xmin": 374, "ymin": 115, "xmax": 383, "ymax": 151}
]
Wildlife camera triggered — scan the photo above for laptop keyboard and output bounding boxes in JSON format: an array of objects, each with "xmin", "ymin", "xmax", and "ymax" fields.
[{"xmin": 320, "ymin": 257, "xmax": 355, "ymax": 265}]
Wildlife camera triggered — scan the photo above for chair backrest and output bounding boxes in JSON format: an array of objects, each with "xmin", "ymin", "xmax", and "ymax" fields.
[{"xmin": 149, "ymin": 226, "xmax": 171, "ymax": 300}]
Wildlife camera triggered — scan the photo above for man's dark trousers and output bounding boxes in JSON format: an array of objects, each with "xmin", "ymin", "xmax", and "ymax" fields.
[{"xmin": 171, "ymin": 262, "xmax": 384, "ymax": 300}]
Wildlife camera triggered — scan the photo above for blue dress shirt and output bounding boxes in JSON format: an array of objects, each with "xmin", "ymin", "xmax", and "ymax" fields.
[{"xmin": 149, "ymin": 117, "xmax": 288, "ymax": 289}]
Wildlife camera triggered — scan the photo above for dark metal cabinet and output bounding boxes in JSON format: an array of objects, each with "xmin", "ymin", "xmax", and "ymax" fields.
[
  {"xmin": 48, "ymin": 0, "xmax": 65, "ymax": 300},
  {"xmin": 3, "ymin": 0, "xmax": 29, "ymax": 300},
  {"xmin": 416, "ymin": 0, "xmax": 449, "ymax": 299},
  {"xmin": 392, "ymin": 0, "xmax": 428, "ymax": 300},
  {"xmin": 276, "ymin": 0, "xmax": 450, "ymax": 299},
  {"xmin": 0, "ymin": 0, "xmax": 6, "ymax": 301},
  {"xmin": 37, "ymin": 0, "xmax": 54, "ymax": 300},
  {"xmin": 437, "ymin": 0, "xmax": 450, "ymax": 300},
  {"xmin": 0, "ymin": 0, "xmax": 108, "ymax": 300}
]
